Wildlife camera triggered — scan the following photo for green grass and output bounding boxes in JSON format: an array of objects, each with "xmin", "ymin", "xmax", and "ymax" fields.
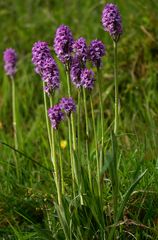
[{"xmin": 0, "ymin": 0, "xmax": 158, "ymax": 239}]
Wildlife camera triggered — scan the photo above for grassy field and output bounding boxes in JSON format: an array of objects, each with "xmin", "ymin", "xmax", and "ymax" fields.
[{"xmin": 0, "ymin": 0, "xmax": 158, "ymax": 239}]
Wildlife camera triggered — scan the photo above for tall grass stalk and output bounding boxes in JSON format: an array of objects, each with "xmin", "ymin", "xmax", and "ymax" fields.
[
  {"xmin": 49, "ymin": 97, "xmax": 62, "ymax": 205},
  {"xmin": 68, "ymin": 116, "xmax": 75, "ymax": 196},
  {"xmin": 43, "ymin": 81, "xmax": 51, "ymax": 150},
  {"xmin": 83, "ymin": 88, "xmax": 92, "ymax": 190},
  {"xmin": 77, "ymin": 89, "xmax": 81, "ymax": 155},
  {"xmin": 111, "ymin": 132, "xmax": 119, "ymax": 221},
  {"xmin": 66, "ymin": 65, "xmax": 76, "ymax": 151},
  {"xmin": 77, "ymin": 89, "xmax": 84, "ymax": 204},
  {"xmin": 65, "ymin": 66, "xmax": 79, "ymax": 194},
  {"xmin": 11, "ymin": 76, "xmax": 18, "ymax": 149},
  {"xmin": 58, "ymin": 133, "xmax": 64, "ymax": 195},
  {"xmin": 113, "ymin": 41, "xmax": 118, "ymax": 135},
  {"xmin": 11, "ymin": 76, "xmax": 19, "ymax": 181},
  {"xmin": 90, "ymin": 95, "xmax": 100, "ymax": 196},
  {"xmin": 66, "ymin": 66, "xmax": 84, "ymax": 204},
  {"xmin": 98, "ymin": 69, "xmax": 104, "ymax": 171}
]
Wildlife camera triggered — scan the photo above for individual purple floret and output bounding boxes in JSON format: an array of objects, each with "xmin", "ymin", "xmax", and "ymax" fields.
[
  {"xmin": 70, "ymin": 57, "xmax": 82, "ymax": 88},
  {"xmin": 81, "ymin": 69, "xmax": 95, "ymax": 89},
  {"xmin": 32, "ymin": 41, "xmax": 51, "ymax": 74},
  {"xmin": 60, "ymin": 97, "xmax": 76, "ymax": 116},
  {"xmin": 73, "ymin": 37, "xmax": 88, "ymax": 63},
  {"xmin": 89, "ymin": 40, "xmax": 106, "ymax": 69},
  {"xmin": 54, "ymin": 25, "xmax": 74, "ymax": 64},
  {"xmin": 102, "ymin": 3, "xmax": 123, "ymax": 41},
  {"xmin": 42, "ymin": 57, "xmax": 60, "ymax": 95},
  {"xmin": 3, "ymin": 48, "xmax": 17, "ymax": 76},
  {"xmin": 48, "ymin": 104, "xmax": 64, "ymax": 129}
]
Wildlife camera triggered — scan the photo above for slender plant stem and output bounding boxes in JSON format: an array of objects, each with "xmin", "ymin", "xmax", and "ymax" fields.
[
  {"xmin": 65, "ymin": 67, "xmax": 77, "ymax": 196},
  {"xmin": 44, "ymin": 204, "xmax": 52, "ymax": 232},
  {"xmin": 90, "ymin": 95, "xmax": 100, "ymax": 196},
  {"xmin": 11, "ymin": 76, "xmax": 18, "ymax": 149},
  {"xmin": 11, "ymin": 76, "xmax": 19, "ymax": 181},
  {"xmin": 43, "ymin": 81, "xmax": 51, "ymax": 150},
  {"xmin": 66, "ymin": 66, "xmax": 76, "ymax": 150},
  {"xmin": 49, "ymin": 97, "xmax": 62, "ymax": 205},
  {"xmin": 108, "ymin": 41, "xmax": 119, "ymax": 238},
  {"xmin": 58, "ymin": 133, "xmax": 64, "ymax": 195},
  {"xmin": 77, "ymin": 89, "xmax": 83, "ymax": 204},
  {"xmin": 51, "ymin": 127, "xmax": 62, "ymax": 205},
  {"xmin": 65, "ymin": 66, "xmax": 83, "ymax": 203},
  {"xmin": 98, "ymin": 69, "xmax": 104, "ymax": 171},
  {"xmin": 83, "ymin": 88, "xmax": 92, "ymax": 190},
  {"xmin": 111, "ymin": 132, "xmax": 119, "ymax": 222},
  {"xmin": 113, "ymin": 41, "xmax": 118, "ymax": 135},
  {"xmin": 71, "ymin": 110, "xmax": 76, "ymax": 151},
  {"xmin": 113, "ymin": 41, "xmax": 119, "ymax": 233},
  {"xmin": 66, "ymin": 69, "xmax": 71, "ymax": 97},
  {"xmin": 68, "ymin": 117, "xmax": 75, "ymax": 196},
  {"xmin": 77, "ymin": 89, "xmax": 81, "ymax": 154}
]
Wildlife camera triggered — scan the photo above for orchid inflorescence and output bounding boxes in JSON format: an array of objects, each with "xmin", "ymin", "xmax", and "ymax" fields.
[
  {"xmin": 102, "ymin": 3, "xmax": 123, "ymax": 42},
  {"xmin": 32, "ymin": 24, "xmax": 106, "ymax": 129},
  {"xmin": 48, "ymin": 97, "xmax": 76, "ymax": 129},
  {"xmin": 3, "ymin": 48, "xmax": 17, "ymax": 77}
]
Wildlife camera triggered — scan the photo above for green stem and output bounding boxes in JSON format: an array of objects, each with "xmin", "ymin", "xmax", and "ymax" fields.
[
  {"xmin": 68, "ymin": 117, "xmax": 75, "ymax": 196},
  {"xmin": 65, "ymin": 67, "xmax": 77, "ymax": 196},
  {"xmin": 66, "ymin": 67, "xmax": 76, "ymax": 151},
  {"xmin": 11, "ymin": 76, "xmax": 19, "ymax": 181},
  {"xmin": 98, "ymin": 69, "xmax": 104, "ymax": 171},
  {"xmin": 71, "ymin": 116, "xmax": 76, "ymax": 151},
  {"xmin": 90, "ymin": 95, "xmax": 100, "ymax": 196},
  {"xmin": 70, "ymin": 96, "xmax": 76, "ymax": 154},
  {"xmin": 52, "ymin": 128, "xmax": 61, "ymax": 205},
  {"xmin": 83, "ymin": 88, "xmax": 92, "ymax": 190},
  {"xmin": 113, "ymin": 41, "xmax": 118, "ymax": 135},
  {"xmin": 66, "ymin": 64, "xmax": 71, "ymax": 97},
  {"xmin": 43, "ymin": 81, "xmax": 51, "ymax": 149},
  {"xmin": 77, "ymin": 89, "xmax": 83, "ymax": 204},
  {"xmin": 50, "ymin": 97, "xmax": 62, "ymax": 205},
  {"xmin": 58, "ymin": 133, "xmax": 64, "ymax": 195},
  {"xmin": 83, "ymin": 89, "xmax": 89, "ymax": 141},
  {"xmin": 11, "ymin": 76, "xmax": 18, "ymax": 149},
  {"xmin": 77, "ymin": 89, "xmax": 81, "ymax": 154},
  {"xmin": 65, "ymin": 66, "xmax": 83, "ymax": 203},
  {"xmin": 58, "ymin": 137, "xmax": 65, "ymax": 195},
  {"xmin": 112, "ymin": 132, "xmax": 119, "ymax": 221}
]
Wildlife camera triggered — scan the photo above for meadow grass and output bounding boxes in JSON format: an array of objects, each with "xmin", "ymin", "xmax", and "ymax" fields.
[{"xmin": 0, "ymin": 0, "xmax": 158, "ymax": 239}]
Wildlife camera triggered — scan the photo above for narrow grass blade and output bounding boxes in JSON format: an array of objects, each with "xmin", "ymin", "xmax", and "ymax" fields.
[
  {"xmin": 117, "ymin": 169, "xmax": 148, "ymax": 221},
  {"xmin": 0, "ymin": 141, "xmax": 52, "ymax": 172},
  {"xmin": 55, "ymin": 203, "xmax": 70, "ymax": 240}
]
